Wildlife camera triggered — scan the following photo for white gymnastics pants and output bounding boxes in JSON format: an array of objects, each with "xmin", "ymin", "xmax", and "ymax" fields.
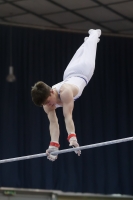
[{"xmin": 63, "ymin": 30, "xmax": 100, "ymax": 84}]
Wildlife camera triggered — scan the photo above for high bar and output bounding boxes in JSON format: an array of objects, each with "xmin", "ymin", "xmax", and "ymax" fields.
[{"xmin": 0, "ymin": 136, "xmax": 133, "ymax": 164}]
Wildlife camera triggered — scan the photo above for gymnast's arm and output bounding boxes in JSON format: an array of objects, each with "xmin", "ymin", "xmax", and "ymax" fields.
[
  {"xmin": 43, "ymin": 106, "xmax": 60, "ymax": 142},
  {"xmin": 61, "ymin": 89, "xmax": 75, "ymax": 134},
  {"xmin": 61, "ymin": 89, "xmax": 81, "ymax": 156}
]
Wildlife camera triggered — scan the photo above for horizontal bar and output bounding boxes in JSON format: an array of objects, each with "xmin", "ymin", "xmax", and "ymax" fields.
[{"xmin": 0, "ymin": 136, "xmax": 133, "ymax": 164}]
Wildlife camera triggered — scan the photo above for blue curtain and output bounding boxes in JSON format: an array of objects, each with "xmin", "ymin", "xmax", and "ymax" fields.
[{"xmin": 0, "ymin": 25, "xmax": 133, "ymax": 195}]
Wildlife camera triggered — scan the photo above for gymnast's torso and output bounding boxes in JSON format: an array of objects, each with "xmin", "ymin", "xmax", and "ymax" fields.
[{"xmin": 52, "ymin": 77, "xmax": 86, "ymax": 108}]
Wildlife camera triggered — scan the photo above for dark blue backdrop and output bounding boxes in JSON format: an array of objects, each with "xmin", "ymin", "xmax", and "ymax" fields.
[{"xmin": 0, "ymin": 25, "xmax": 133, "ymax": 195}]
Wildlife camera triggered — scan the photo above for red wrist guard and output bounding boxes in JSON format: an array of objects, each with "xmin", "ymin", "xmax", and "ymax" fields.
[
  {"xmin": 67, "ymin": 133, "xmax": 76, "ymax": 141},
  {"xmin": 50, "ymin": 142, "xmax": 60, "ymax": 148}
]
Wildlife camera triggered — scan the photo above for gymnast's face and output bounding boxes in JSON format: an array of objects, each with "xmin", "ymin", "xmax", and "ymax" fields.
[{"xmin": 44, "ymin": 90, "xmax": 57, "ymax": 107}]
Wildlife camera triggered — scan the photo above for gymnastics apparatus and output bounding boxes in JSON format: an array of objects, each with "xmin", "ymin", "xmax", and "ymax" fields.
[{"xmin": 0, "ymin": 136, "xmax": 132, "ymax": 164}]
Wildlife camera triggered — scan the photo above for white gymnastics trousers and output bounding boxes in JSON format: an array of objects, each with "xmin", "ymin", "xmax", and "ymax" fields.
[{"xmin": 63, "ymin": 30, "xmax": 100, "ymax": 84}]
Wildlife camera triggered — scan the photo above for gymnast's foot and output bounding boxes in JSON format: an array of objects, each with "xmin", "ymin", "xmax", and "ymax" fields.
[
  {"xmin": 88, "ymin": 29, "xmax": 101, "ymax": 42},
  {"xmin": 89, "ymin": 29, "xmax": 101, "ymax": 37},
  {"xmin": 84, "ymin": 29, "xmax": 101, "ymax": 42},
  {"xmin": 84, "ymin": 37, "xmax": 88, "ymax": 42}
]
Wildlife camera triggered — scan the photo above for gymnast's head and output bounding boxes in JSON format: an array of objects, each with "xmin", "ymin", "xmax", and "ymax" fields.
[{"xmin": 31, "ymin": 81, "xmax": 52, "ymax": 107}]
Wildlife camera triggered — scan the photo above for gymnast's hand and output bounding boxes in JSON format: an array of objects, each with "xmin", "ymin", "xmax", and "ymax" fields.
[
  {"xmin": 46, "ymin": 142, "xmax": 60, "ymax": 161},
  {"xmin": 68, "ymin": 133, "xmax": 81, "ymax": 156}
]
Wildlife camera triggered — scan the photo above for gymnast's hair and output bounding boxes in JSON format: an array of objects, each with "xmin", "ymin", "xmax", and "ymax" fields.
[{"xmin": 31, "ymin": 81, "xmax": 51, "ymax": 106}]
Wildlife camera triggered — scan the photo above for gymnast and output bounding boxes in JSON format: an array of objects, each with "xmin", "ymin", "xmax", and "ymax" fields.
[{"xmin": 31, "ymin": 29, "xmax": 101, "ymax": 161}]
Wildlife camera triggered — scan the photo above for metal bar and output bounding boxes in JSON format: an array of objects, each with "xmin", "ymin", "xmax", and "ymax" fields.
[{"xmin": 0, "ymin": 136, "xmax": 133, "ymax": 164}]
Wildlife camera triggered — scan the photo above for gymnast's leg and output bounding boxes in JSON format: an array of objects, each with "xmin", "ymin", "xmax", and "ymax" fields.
[{"xmin": 63, "ymin": 29, "xmax": 101, "ymax": 83}]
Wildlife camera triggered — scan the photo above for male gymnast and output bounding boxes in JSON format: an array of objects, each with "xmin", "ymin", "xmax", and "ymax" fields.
[{"xmin": 31, "ymin": 29, "xmax": 101, "ymax": 161}]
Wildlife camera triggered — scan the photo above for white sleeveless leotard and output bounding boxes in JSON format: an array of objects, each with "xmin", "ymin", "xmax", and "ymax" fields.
[{"xmin": 52, "ymin": 77, "xmax": 86, "ymax": 108}]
